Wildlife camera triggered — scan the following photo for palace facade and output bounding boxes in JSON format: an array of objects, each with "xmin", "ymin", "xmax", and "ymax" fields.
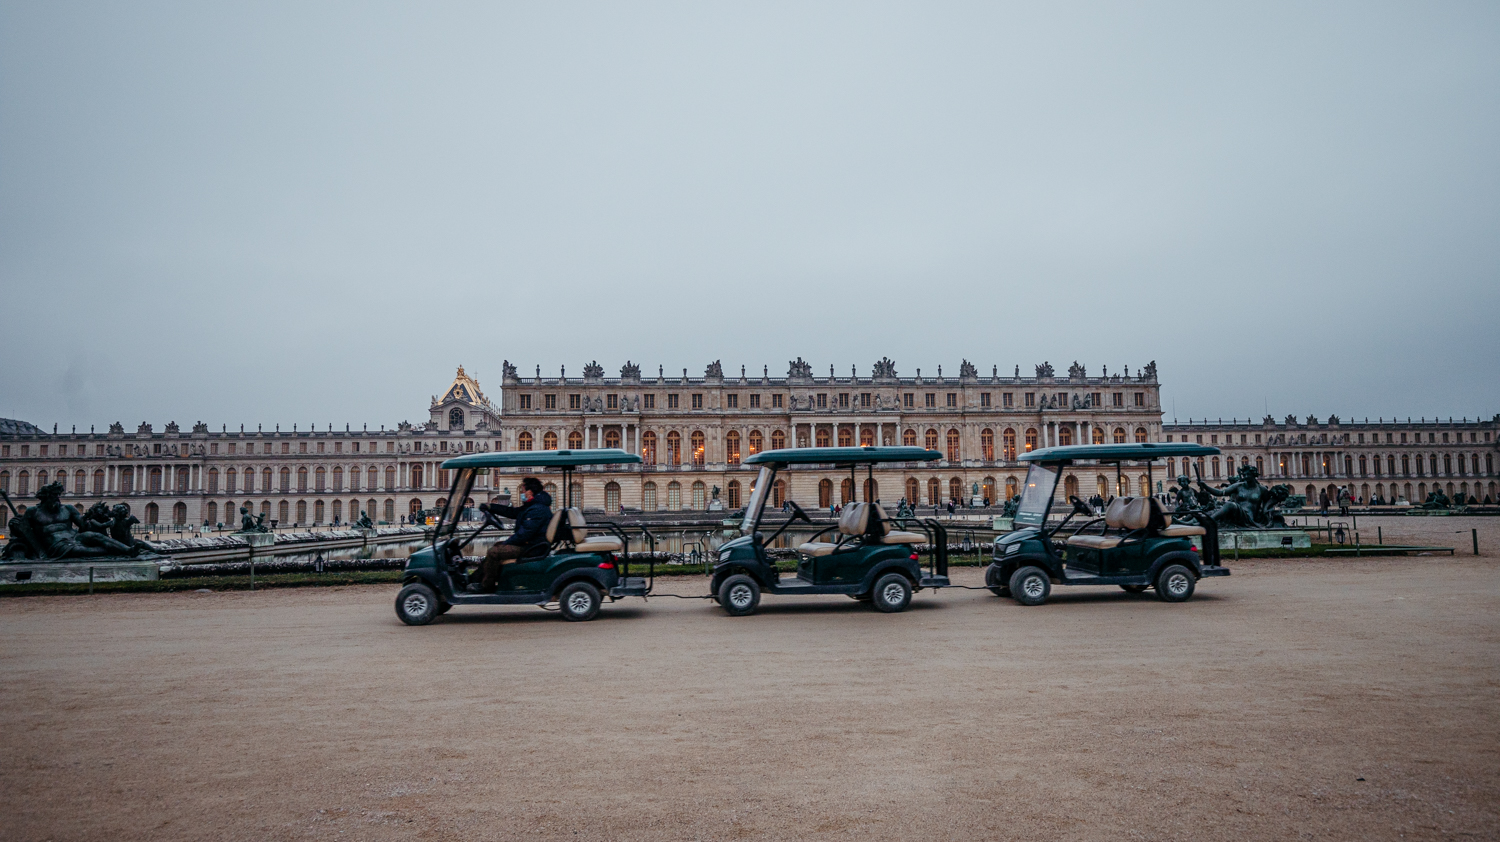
[
  {"xmin": 0, "ymin": 359, "xmax": 1166, "ymax": 525},
  {"xmin": 3, "ymin": 360, "xmax": 1493, "ymax": 528}
]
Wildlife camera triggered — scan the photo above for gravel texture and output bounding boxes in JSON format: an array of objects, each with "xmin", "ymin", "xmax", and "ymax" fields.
[{"xmin": 1, "ymin": 515, "xmax": 1496, "ymax": 841}]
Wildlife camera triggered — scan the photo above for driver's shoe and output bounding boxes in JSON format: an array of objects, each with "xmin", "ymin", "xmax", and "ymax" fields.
[{"xmin": 465, "ymin": 583, "xmax": 496, "ymax": 594}]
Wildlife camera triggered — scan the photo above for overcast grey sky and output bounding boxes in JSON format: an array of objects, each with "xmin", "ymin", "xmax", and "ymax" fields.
[{"xmin": 2, "ymin": 1, "xmax": 1497, "ymax": 432}]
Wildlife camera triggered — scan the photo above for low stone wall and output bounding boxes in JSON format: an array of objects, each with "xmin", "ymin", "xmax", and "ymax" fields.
[{"xmin": 0, "ymin": 560, "xmax": 160, "ymax": 586}]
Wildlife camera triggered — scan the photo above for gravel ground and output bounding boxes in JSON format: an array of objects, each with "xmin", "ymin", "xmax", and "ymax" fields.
[{"xmin": 1, "ymin": 517, "xmax": 1497, "ymax": 841}]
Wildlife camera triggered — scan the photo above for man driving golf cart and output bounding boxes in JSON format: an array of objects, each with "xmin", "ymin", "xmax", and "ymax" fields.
[{"xmin": 467, "ymin": 476, "xmax": 551, "ymax": 593}]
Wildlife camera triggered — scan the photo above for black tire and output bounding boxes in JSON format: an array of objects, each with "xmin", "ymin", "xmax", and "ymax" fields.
[
  {"xmin": 1009, "ymin": 566, "xmax": 1051, "ymax": 606},
  {"xmin": 1120, "ymin": 584, "xmax": 1149, "ymax": 594},
  {"xmin": 558, "ymin": 581, "xmax": 602, "ymax": 621},
  {"xmin": 1155, "ymin": 564, "xmax": 1196, "ymax": 602},
  {"xmin": 718, "ymin": 574, "xmax": 760, "ymax": 617},
  {"xmin": 985, "ymin": 565, "xmax": 1011, "ymax": 597},
  {"xmin": 395, "ymin": 583, "xmax": 440, "ymax": 626},
  {"xmin": 871, "ymin": 573, "xmax": 913, "ymax": 613}
]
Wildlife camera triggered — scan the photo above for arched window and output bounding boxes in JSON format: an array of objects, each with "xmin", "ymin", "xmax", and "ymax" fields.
[
  {"xmin": 543, "ymin": 482, "xmax": 557, "ymax": 500},
  {"xmin": 385, "ymin": 466, "xmax": 396, "ymax": 490},
  {"xmin": 1092, "ymin": 427, "xmax": 1106, "ymax": 444},
  {"xmin": 227, "ymin": 468, "xmax": 239, "ymax": 493},
  {"xmin": 981, "ymin": 429, "xmax": 994, "ymax": 461},
  {"xmin": 906, "ymin": 477, "xmax": 920, "ymax": 503},
  {"xmin": 1003, "ymin": 429, "xmax": 1017, "ymax": 461},
  {"xmin": 173, "ymin": 502, "xmax": 187, "ymax": 525},
  {"xmin": 1113, "ymin": 428, "xmax": 1127, "ymax": 444},
  {"xmin": 1097, "ymin": 475, "xmax": 1109, "ymax": 498},
  {"xmin": 748, "ymin": 430, "xmax": 763, "ymax": 455},
  {"xmin": 949, "ymin": 477, "xmax": 963, "ymax": 503},
  {"xmin": 982, "ymin": 476, "xmax": 995, "ymax": 503},
  {"xmin": 1211, "ymin": 457, "xmax": 1221, "ymax": 478},
  {"xmin": 278, "ymin": 500, "xmax": 290, "ymax": 523},
  {"xmin": 296, "ymin": 500, "xmax": 308, "ymax": 524},
  {"xmin": 384, "ymin": 499, "xmax": 396, "ymax": 522},
  {"xmin": 946, "ymin": 429, "xmax": 960, "ymax": 462},
  {"xmin": 691, "ymin": 481, "xmax": 707, "ymax": 510},
  {"xmin": 1139, "ymin": 475, "xmax": 1150, "ymax": 496},
  {"xmin": 691, "ymin": 431, "xmax": 705, "ymax": 466},
  {"xmin": 837, "ymin": 427, "xmax": 852, "ymax": 447},
  {"xmin": 543, "ymin": 431, "xmax": 559, "ymax": 450},
  {"xmin": 366, "ymin": 466, "xmax": 377, "ymax": 490},
  {"xmin": 1064, "ymin": 475, "xmax": 1078, "ymax": 499},
  {"xmin": 332, "ymin": 467, "xmax": 342, "ymax": 491},
  {"xmin": 518, "ymin": 431, "xmax": 533, "ymax": 451},
  {"xmin": 604, "ymin": 429, "xmax": 621, "ymax": 449},
  {"xmin": 1058, "ymin": 427, "xmax": 1073, "ymax": 447},
  {"xmin": 1006, "ymin": 476, "xmax": 1018, "ymax": 499},
  {"xmin": 927, "ymin": 477, "xmax": 940, "ymax": 505},
  {"xmin": 145, "ymin": 502, "xmax": 158, "ymax": 524},
  {"xmin": 772, "ymin": 480, "xmax": 785, "ymax": 508},
  {"xmin": 816, "ymin": 428, "xmax": 831, "ymax": 447},
  {"xmin": 449, "ymin": 407, "xmax": 465, "ymax": 429},
  {"xmin": 149, "ymin": 467, "xmax": 162, "ymax": 492},
  {"xmin": 818, "ymin": 479, "xmax": 833, "ymax": 508},
  {"xmin": 642, "ymin": 431, "xmax": 658, "ymax": 464},
  {"xmin": 1024, "ymin": 429, "xmax": 1038, "ymax": 452},
  {"xmin": 859, "ymin": 427, "xmax": 875, "ymax": 447},
  {"xmin": 726, "ymin": 431, "xmax": 741, "ymax": 465},
  {"xmin": 863, "ymin": 477, "xmax": 877, "ymax": 502},
  {"xmin": 903, "ymin": 429, "xmax": 917, "ymax": 447},
  {"xmin": 1166, "ymin": 458, "xmax": 1177, "ymax": 477},
  {"xmin": 314, "ymin": 467, "xmax": 326, "ymax": 492},
  {"xmin": 332, "ymin": 499, "xmax": 342, "ymax": 523},
  {"xmin": 604, "ymin": 481, "xmax": 621, "ymax": 514},
  {"xmin": 314, "ymin": 500, "xmax": 325, "ymax": 523},
  {"xmin": 923, "ymin": 429, "xmax": 939, "ymax": 451},
  {"xmin": 94, "ymin": 469, "xmax": 106, "ymax": 494},
  {"xmin": 0, "ymin": 471, "xmax": 8, "ymax": 494},
  {"xmin": 667, "ymin": 431, "xmax": 682, "ymax": 465},
  {"xmin": 204, "ymin": 468, "xmax": 219, "ymax": 494},
  {"xmin": 118, "ymin": 467, "xmax": 131, "ymax": 493},
  {"xmin": 567, "ymin": 431, "xmax": 582, "ymax": 449},
  {"xmin": 840, "ymin": 478, "xmax": 853, "ymax": 505},
  {"xmin": 726, "ymin": 480, "xmax": 740, "ymax": 509},
  {"xmin": 770, "ymin": 430, "xmax": 786, "ymax": 450},
  {"xmin": 1134, "ymin": 427, "xmax": 1148, "ymax": 443},
  {"xmin": 280, "ymin": 467, "xmax": 292, "ymax": 492},
  {"xmin": 266, "ymin": 469, "xmax": 276, "ymax": 493},
  {"xmin": 411, "ymin": 464, "xmax": 423, "ymax": 489},
  {"xmin": 570, "ymin": 482, "xmax": 582, "ymax": 507},
  {"xmin": 1255, "ymin": 456, "xmax": 1264, "ymax": 475},
  {"xmin": 643, "ymin": 481, "xmax": 658, "ymax": 512},
  {"xmin": 73, "ymin": 470, "xmax": 85, "ymax": 495},
  {"xmin": 206, "ymin": 501, "xmax": 217, "ymax": 524},
  {"xmin": 667, "ymin": 481, "xmax": 681, "ymax": 511}
]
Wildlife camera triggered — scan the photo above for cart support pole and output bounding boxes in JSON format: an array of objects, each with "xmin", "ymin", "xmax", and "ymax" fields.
[{"xmin": 1475, "ymin": 528, "xmax": 1480, "ymax": 556}]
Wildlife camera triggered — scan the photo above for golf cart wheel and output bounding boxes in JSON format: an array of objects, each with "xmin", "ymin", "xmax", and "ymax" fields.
[
  {"xmin": 985, "ymin": 565, "xmax": 1011, "ymax": 597},
  {"xmin": 558, "ymin": 581, "xmax": 603, "ymax": 621},
  {"xmin": 1155, "ymin": 565, "xmax": 1196, "ymax": 603},
  {"xmin": 1009, "ymin": 566, "xmax": 1051, "ymax": 606},
  {"xmin": 871, "ymin": 573, "xmax": 912, "ymax": 613},
  {"xmin": 1120, "ymin": 584, "xmax": 1149, "ymax": 594},
  {"xmin": 718, "ymin": 574, "xmax": 760, "ymax": 617},
  {"xmin": 395, "ymin": 583, "xmax": 440, "ymax": 626}
]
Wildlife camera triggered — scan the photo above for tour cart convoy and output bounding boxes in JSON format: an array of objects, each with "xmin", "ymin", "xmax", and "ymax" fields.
[
  {"xmin": 394, "ymin": 449, "xmax": 655, "ymax": 625},
  {"xmin": 985, "ymin": 443, "xmax": 1230, "ymax": 605},
  {"xmin": 710, "ymin": 446, "xmax": 950, "ymax": 616}
]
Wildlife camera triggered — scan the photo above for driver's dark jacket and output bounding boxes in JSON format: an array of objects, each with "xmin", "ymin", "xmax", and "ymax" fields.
[{"xmin": 484, "ymin": 491, "xmax": 553, "ymax": 549}]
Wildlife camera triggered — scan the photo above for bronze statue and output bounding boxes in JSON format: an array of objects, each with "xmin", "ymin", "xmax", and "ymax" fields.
[
  {"xmin": 1421, "ymin": 489, "xmax": 1451, "ymax": 509},
  {"xmin": 108, "ymin": 504, "xmax": 155, "ymax": 554},
  {"xmin": 236, "ymin": 505, "xmax": 270, "ymax": 533},
  {"xmin": 0, "ymin": 483, "xmax": 147, "ymax": 560},
  {"xmin": 1170, "ymin": 476, "xmax": 1199, "ymax": 512},
  {"xmin": 1000, "ymin": 496, "xmax": 1020, "ymax": 518},
  {"xmin": 82, "ymin": 502, "xmax": 114, "ymax": 535},
  {"xmin": 1195, "ymin": 465, "xmax": 1290, "ymax": 528},
  {"xmin": 356, "ymin": 511, "xmax": 374, "ymax": 529}
]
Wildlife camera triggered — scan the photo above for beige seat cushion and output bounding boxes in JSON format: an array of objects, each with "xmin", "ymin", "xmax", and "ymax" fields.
[
  {"xmin": 1159, "ymin": 524, "xmax": 1205, "ymax": 537},
  {"xmin": 881, "ymin": 530, "xmax": 925, "ymax": 544},
  {"xmin": 542, "ymin": 509, "xmax": 566, "ymax": 542},
  {"xmin": 838, "ymin": 503, "xmax": 871, "ymax": 536},
  {"xmin": 797, "ymin": 542, "xmax": 839, "ymax": 557},
  {"xmin": 1066, "ymin": 535, "xmax": 1123, "ymax": 550},
  {"xmin": 576, "ymin": 537, "xmax": 623, "ymax": 552}
]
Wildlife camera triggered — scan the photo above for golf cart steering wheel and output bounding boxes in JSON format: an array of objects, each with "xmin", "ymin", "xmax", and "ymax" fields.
[
  {"xmin": 787, "ymin": 501, "xmax": 811, "ymax": 523},
  {"xmin": 1069, "ymin": 496, "xmax": 1092, "ymax": 516}
]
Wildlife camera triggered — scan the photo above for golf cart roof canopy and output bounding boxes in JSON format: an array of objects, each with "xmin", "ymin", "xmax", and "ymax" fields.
[
  {"xmin": 1018, "ymin": 443, "xmax": 1221, "ymax": 464},
  {"xmin": 440, "ymin": 448, "xmax": 643, "ymax": 470},
  {"xmin": 743, "ymin": 446, "xmax": 941, "ymax": 467}
]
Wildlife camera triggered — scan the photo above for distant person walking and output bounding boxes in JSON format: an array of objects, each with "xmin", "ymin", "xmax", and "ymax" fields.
[
  {"xmin": 1318, "ymin": 488, "xmax": 1330, "ymax": 516},
  {"xmin": 1337, "ymin": 486, "xmax": 1351, "ymax": 516}
]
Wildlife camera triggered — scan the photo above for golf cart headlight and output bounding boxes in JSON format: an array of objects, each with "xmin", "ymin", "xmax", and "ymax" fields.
[{"xmin": 1005, "ymin": 543, "xmax": 1019, "ymax": 555}]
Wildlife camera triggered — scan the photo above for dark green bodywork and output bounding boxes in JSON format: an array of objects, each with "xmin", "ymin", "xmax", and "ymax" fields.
[{"xmin": 403, "ymin": 544, "xmax": 618, "ymax": 605}]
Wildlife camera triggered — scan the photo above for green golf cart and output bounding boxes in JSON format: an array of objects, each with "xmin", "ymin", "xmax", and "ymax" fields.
[
  {"xmin": 394, "ymin": 449, "xmax": 654, "ymax": 625},
  {"xmin": 710, "ymin": 446, "xmax": 950, "ymax": 616},
  {"xmin": 986, "ymin": 443, "xmax": 1230, "ymax": 605}
]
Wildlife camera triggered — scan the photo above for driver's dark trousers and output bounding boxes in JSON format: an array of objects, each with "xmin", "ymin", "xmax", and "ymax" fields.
[{"xmin": 477, "ymin": 543, "xmax": 525, "ymax": 591}]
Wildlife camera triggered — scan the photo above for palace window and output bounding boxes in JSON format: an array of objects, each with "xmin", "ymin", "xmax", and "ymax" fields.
[
  {"xmin": 770, "ymin": 430, "xmax": 786, "ymax": 449},
  {"xmin": 1113, "ymin": 428, "xmax": 1127, "ymax": 444},
  {"xmin": 314, "ymin": 468, "xmax": 326, "ymax": 492},
  {"xmin": 1024, "ymin": 429, "xmax": 1038, "ymax": 451},
  {"xmin": 1002, "ymin": 393, "xmax": 1013, "ymax": 408},
  {"xmin": 691, "ymin": 481, "xmax": 707, "ymax": 510},
  {"xmin": 838, "ymin": 393, "xmax": 849, "ymax": 409},
  {"xmin": 689, "ymin": 432, "xmax": 705, "ymax": 465},
  {"xmin": 772, "ymin": 394, "xmax": 784, "ymax": 409},
  {"xmin": 727, "ymin": 394, "xmax": 738, "ymax": 409},
  {"xmin": 643, "ymin": 482, "xmax": 658, "ymax": 512},
  {"xmin": 668, "ymin": 394, "xmax": 680, "ymax": 409},
  {"xmin": 903, "ymin": 428, "xmax": 917, "ymax": 447},
  {"xmin": 838, "ymin": 427, "xmax": 852, "ymax": 447},
  {"xmin": 568, "ymin": 431, "xmax": 583, "ymax": 449},
  {"xmin": 981, "ymin": 393, "xmax": 991, "ymax": 407},
  {"xmin": 1135, "ymin": 393, "xmax": 1145, "ymax": 406},
  {"xmin": 817, "ymin": 394, "xmax": 827, "ymax": 408},
  {"xmin": 1059, "ymin": 427, "xmax": 1073, "ymax": 446},
  {"xmin": 282, "ymin": 443, "xmax": 290, "ymax": 454},
  {"xmin": 904, "ymin": 393, "xmax": 914, "ymax": 408},
  {"xmin": 543, "ymin": 432, "xmax": 559, "ymax": 450},
  {"xmin": 816, "ymin": 428, "xmax": 831, "ymax": 448},
  {"xmin": 1135, "ymin": 428, "xmax": 1148, "ymax": 443},
  {"xmin": 642, "ymin": 431, "xmax": 657, "ymax": 464},
  {"xmin": 385, "ymin": 467, "xmax": 397, "ymax": 490},
  {"xmin": 517, "ymin": 432, "xmax": 533, "ymax": 451},
  {"xmin": 604, "ymin": 429, "xmax": 620, "ymax": 449},
  {"xmin": 605, "ymin": 482, "xmax": 621, "ymax": 514},
  {"xmin": 607, "ymin": 394, "xmax": 618, "ymax": 410},
  {"xmin": 981, "ymin": 429, "xmax": 994, "ymax": 461},
  {"xmin": 860, "ymin": 393, "xmax": 871, "ymax": 408},
  {"xmin": 569, "ymin": 395, "xmax": 581, "ymax": 410},
  {"xmin": 947, "ymin": 393, "xmax": 957, "ymax": 408},
  {"xmin": 750, "ymin": 394, "xmax": 761, "ymax": 409},
  {"xmin": 1113, "ymin": 393, "xmax": 1124, "ymax": 407},
  {"xmin": 667, "ymin": 481, "xmax": 681, "ymax": 511},
  {"xmin": 1025, "ymin": 393, "xmax": 1035, "ymax": 407},
  {"xmin": 925, "ymin": 393, "xmax": 936, "ymax": 408},
  {"xmin": 1003, "ymin": 429, "xmax": 1017, "ymax": 460},
  {"xmin": 748, "ymin": 430, "xmax": 763, "ymax": 455},
  {"xmin": 692, "ymin": 394, "xmax": 703, "ymax": 410},
  {"xmin": 644, "ymin": 394, "xmax": 656, "ymax": 409},
  {"xmin": 667, "ymin": 431, "xmax": 681, "ymax": 465},
  {"xmin": 545, "ymin": 394, "xmax": 557, "ymax": 409},
  {"xmin": 925, "ymin": 429, "xmax": 939, "ymax": 451},
  {"xmin": 860, "ymin": 427, "xmax": 875, "ymax": 446},
  {"xmin": 818, "ymin": 479, "xmax": 833, "ymax": 509},
  {"xmin": 332, "ymin": 467, "xmax": 342, "ymax": 491},
  {"xmin": 726, "ymin": 480, "xmax": 740, "ymax": 509}
]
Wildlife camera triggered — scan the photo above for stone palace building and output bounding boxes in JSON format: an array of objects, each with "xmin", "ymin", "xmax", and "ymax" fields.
[{"xmin": 0, "ymin": 361, "xmax": 1494, "ymax": 527}]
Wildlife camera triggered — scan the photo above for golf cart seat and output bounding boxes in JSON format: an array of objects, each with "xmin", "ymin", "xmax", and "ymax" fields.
[
  {"xmin": 1158, "ymin": 511, "xmax": 1206, "ymax": 538},
  {"xmin": 564, "ymin": 508, "xmax": 624, "ymax": 553},
  {"xmin": 796, "ymin": 502, "xmax": 874, "ymax": 556},
  {"xmin": 1066, "ymin": 497, "xmax": 1152, "ymax": 550}
]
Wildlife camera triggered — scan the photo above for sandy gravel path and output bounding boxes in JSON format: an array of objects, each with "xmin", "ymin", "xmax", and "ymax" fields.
[{"xmin": 2, "ymin": 518, "xmax": 1497, "ymax": 841}]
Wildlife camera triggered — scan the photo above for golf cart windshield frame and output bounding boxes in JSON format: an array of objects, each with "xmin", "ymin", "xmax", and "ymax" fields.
[{"xmin": 1013, "ymin": 442, "xmax": 1222, "ymax": 528}]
